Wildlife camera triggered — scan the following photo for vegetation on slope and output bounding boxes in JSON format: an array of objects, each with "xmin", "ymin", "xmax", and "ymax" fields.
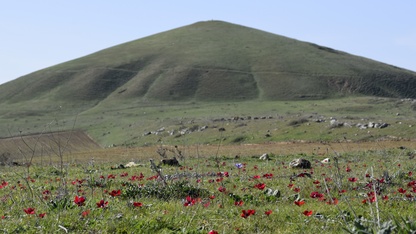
[{"xmin": 0, "ymin": 20, "xmax": 415, "ymax": 107}]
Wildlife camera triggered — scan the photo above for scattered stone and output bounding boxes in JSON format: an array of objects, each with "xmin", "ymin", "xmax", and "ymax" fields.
[
  {"xmin": 160, "ymin": 157, "xmax": 180, "ymax": 166},
  {"xmin": 289, "ymin": 158, "xmax": 312, "ymax": 169},
  {"xmin": 259, "ymin": 153, "xmax": 270, "ymax": 160},
  {"xmin": 264, "ymin": 188, "xmax": 281, "ymax": 198},
  {"xmin": 321, "ymin": 158, "xmax": 330, "ymax": 164}
]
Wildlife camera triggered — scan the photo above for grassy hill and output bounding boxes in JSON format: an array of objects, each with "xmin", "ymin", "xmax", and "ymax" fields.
[
  {"xmin": 0, "ymin": 20, "xmax": 416, "ymax": 146},
  {"xmin": 1, "ymin": 20, "xmax": 415, "ymax": 105}
]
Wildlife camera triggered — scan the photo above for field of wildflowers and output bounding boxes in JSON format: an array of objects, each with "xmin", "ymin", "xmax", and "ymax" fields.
[{"xmin": 1, "ymin": 145, "xmax": 416, "ymax": 233}]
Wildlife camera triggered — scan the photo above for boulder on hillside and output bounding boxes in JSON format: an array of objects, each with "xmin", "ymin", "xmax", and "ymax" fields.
[{"xmin": 289, "ymin": 158, "xmax": 312, "ymax": 169}]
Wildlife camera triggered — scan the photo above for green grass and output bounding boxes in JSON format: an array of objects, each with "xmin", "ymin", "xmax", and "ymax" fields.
[
  {"xmin": 1, "ymin": 96, "xmax": 416, "ymax": 148},
  {"xmin": 1, "ymin": 146, "xmax": 415, "ymax": 233}
]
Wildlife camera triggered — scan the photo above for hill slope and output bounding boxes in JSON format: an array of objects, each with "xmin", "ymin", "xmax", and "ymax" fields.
[{"xmin": 1, "ymin": 20, "xmax": 416, "ymax": 108}]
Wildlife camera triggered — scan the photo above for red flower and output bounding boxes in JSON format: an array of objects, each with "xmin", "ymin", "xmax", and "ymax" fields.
[
  {"xmin": 254, "ymin": 183, "xmax": 266, "ymax": 190},
  {"xmin": 234, "ymin": 200, "xmax": 244, "ymax": 206},
  {"xmin": 346, "ymin": 167, "xmax": 351, "ymax": 172},
  {"xmin": 184, "ymin": 196, "xmax": 197, "ymax": 207},
  {"xmin": 74, "ymin": 196, "xmax": 86, "ymax": 206},
  {"xmin": 293, "ymin": 187, "xmax": 300, "ymax": 193},
  {"xmin": 0, "ymin": 181, "xmax": 8, "ymax": 189},
  {"xmin": 264, "ymin": 210, "xmax": 272, "ymax": 216},
  {"xmin": 382, "ymin": 195, "xmax": 389, "ymax": 201},
  {"xmin": 38, "ymin": 213, "xmax": 46, "ymax": 218},
  {"xmin": 313, "ymin": 180, "xmax": 320, "ymax": 185},
  {"xmin": 348, "ymin": 177, "xmax": 358, "ymax": 182},
  {"xmin": 218, "ymin": 186, "xmax": 226, "ymax": 193},
  {"xmin": 310, "ymin": 191, "xmax": 324, "ymax": 199},
  {"xmin": 208, "ymin": 230, "xmax": 219, "ymax": 234},
  {"xmin": 303, "ymin": 210, "xmax": 313, "ymax": 216},
  {"xmin": 294, "ymin": 200, "xmax": 305, "ymax": 206},
  {"xmin": 133, "ymin": 202, "xmax": 143, "ymax": 207},
  {"xmin": 398, "ymin": 188, "xmax": 407, "ymax": 194},
  {"xmin": 109, "ymin": 189, "xmax": 122, "ymax": 197},
  {"xmin": 241, "ymin": 209, "xmax": 256, "ymax": 218},
  {"xmin": 96, "ymin": 199, "xmax": 108, "ymax": 208},
  {"xmin": 81, "ymin": 210, "xmax": 90, "ymax": 217},
  {"xmin": 327, "ymin": 197, "xmax": 339, "ymax": 205},
  {"xmin": 24, "ymin": 207, "xmax": 35, "ymax": 215}
]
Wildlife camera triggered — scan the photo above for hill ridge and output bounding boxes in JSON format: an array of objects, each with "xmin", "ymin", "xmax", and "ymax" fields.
[{"xmin": 0, "ymin": 20, "xmax": 415, "ymax": 106}]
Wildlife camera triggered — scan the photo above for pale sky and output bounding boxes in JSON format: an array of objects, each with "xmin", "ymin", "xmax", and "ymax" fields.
[{"xmin": 1, "ymin": 1, "xmax": 415, "ymax": 85}]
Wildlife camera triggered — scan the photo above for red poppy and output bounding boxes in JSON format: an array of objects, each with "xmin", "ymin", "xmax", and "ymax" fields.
[
  {"xmin": 264, "ymin": 210, "xmax": 272, "ymax": 216},
  {"xmin": 81, "ymin": 210, "xmax": 90, "ymax": 217},
  {"xmin": 348, "ymin": 177, "xmax": 358, "ymax": 182},
  {"xmin": 208, "ymin": 230, "xmax": 219, "ymax": 234},
  {"xmin": 398, "ymin": 188, "xmax": 407, "ymax": 194},
  {"xmin": 184, "ymin": 196, "xmax": 197, "ymax": 207},
  {"xmin": 253, "ymin": 175, "xmax": 261, "ymax": 179},
  {"xmin": 218, "ymin": 186, "xmax": 226, "ymax": 193},
  {"xmin": 327, "ymin": 197, "xmax": 339, "ymax": 205},
  {"xmin": 254, "ymin": 183, "xmax": 266, "ymax": 190},
  {"xmin": 74, "ymin": 196, "xmax": 86, "ymax": 206},
  {"xmin": 310, "ymin": 191, "xmax": 324, "ymax": 199},
  {"xmin": 303, "ymin": 210, "xmax": 313, "ymax": 216},
  {"xmin": 0, "ymin": 181, "xmax": 8, "ymax": 189},
  {"xmin": 96, "ymin": 200, "xmax": 108, "ymax": 208},
  {"xmin": 234, "ymin": 200, "xmax": 244, "ymax": 206},
  {"xmin": 382, "ymin": 195, "xmax": 389, "ymax": 201},
  {"xmin": 133, "ymin": 202, "xmax": 143, "ymax": 207},
  {"xmin": 313, "ymin": 180, "xmax": 320, "ymax": 185},
  {"xmin": 109, "ymin": 189, "xmax": 122, "ymax": 197},
  {"xmin": 294, "ymin": 200, "xmax": 305, "ymax": 206},
  {"xmin": 241, "ymin": 209, "xmax": 256, "ymax": 218},
  {"xmin": 293, "ymin": 187, "xmax": 301, "ymax": 193},
  {"xmin": 346, "ymin": 167, "xmax": 351, "ymax": 172},
  {"xmin": 24, "ymin": 207, "xmax": 35, "ymax": 215},
  {"xmin": 38, "ymin": 213, "xmax": 46, "ymax": 218}
]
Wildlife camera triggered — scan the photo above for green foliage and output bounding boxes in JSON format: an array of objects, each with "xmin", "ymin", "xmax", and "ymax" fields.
[{"xmin": 123, "ymin": 180, "xmax": 209, "ymax": 200}]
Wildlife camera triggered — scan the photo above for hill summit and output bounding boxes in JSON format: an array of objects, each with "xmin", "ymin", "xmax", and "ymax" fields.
[{"xmin": 1, "ymin": 20, "xmax": 416, "ymax": 105}]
